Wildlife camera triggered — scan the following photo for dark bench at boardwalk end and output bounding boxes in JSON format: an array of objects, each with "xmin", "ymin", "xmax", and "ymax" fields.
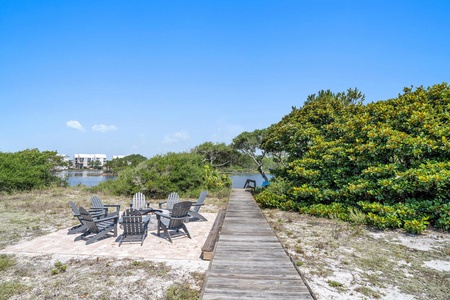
[{"xmin": 243, "ymin": 179, "xmax": 256, "ymax": 190}]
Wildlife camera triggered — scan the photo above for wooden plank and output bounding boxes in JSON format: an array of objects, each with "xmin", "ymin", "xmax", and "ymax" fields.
[
  {"xmin": 201, "ymin": 208, "xmax": 226, "ymax": 260},
  {"xmin": 201, "ymin": 189, "xmax": 313, "ymax": 300}
]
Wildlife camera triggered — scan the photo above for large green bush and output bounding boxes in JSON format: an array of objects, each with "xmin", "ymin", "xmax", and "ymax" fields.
[
  {"xmin": 0, "ymin": 149, "xmax": 66, "ymax": 193},
  {"xmin": 258, "ymin": 83, "xmax": 450, "ymax": 232},
  {"xmin": 94, "ymin": 152, "xmax": 231, "ymax": 198}
]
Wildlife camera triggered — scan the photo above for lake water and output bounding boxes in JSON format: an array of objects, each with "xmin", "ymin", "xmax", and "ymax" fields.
[
  {"xmin": 229, "ymin": 173, "xmax": 272, "ymax": 188},
  {"xmin": 60, "ymin": 170, "xmax": 271, "ymax": 188},
  {"xmin": 58, "ymin": 170, "xmax": 116, "ymax": 187}
]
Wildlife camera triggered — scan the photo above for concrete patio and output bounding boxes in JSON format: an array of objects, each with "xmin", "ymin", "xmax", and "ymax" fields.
[{"xmin": 0, "ymin": 212, "xmax": 216, "ymax": 269}]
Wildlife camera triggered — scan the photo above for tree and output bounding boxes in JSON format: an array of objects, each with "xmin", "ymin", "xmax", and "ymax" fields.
[
  {"xmin": 191, "ymin": 142, "xmax": 241, "ymax": 168},
  {"xmin": 231, "ymin": 129, "xmax": 269, "ymax": 182},
  {"xmin": 304, "ymin": 88, "xmax": 365, "ymax": 105},
  {"xmin": 0, "ymin": 149, "xmax": 66, "ymax": 192},
  {"xmin": 104, "ymin": 154, "xmax": 147, "ymax": 173},
  {"xmin": 88, "ymin": 159, "xmax": 102, "ymax": 169},
  {"xmin": 262, "ymin": 88, "xmax": 365, "ymax": 164}
]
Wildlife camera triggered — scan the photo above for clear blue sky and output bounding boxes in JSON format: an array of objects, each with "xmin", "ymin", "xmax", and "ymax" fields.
[{"xmin": 1, "ymin": 1, "xmax": 449, "ymax": 159}]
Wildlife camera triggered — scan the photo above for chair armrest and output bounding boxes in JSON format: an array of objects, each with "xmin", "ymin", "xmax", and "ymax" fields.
[
  {"xmin": 191, "ymin": 203, "xmax": 204, "ymax": 207},
  {"xmin": 158, "ymin": 201, "xmax": 167, "ymax": 209},
  {"xmin": 104, "ymin": 204, "xmax": 120, "ymax": 209},
  {"xmin": 143, "ymin": 215, "xmax": 151, "ymax": 224},
  {"xmin": 168, "ymin": 216, "xmax": 189, "ymax": 220},
  {"xmin": 155, "ymin": 211, "xmax": 172, "ymax": 221},
  {"xmin": 155, "ymin": 211, "xmax": 168, "ymax": 217},
  {"xmin": 95, "ymin": 214, "xmax": 119, "ymax": 223},
  {"xmin": 155, "ymin": 213, "xmax": 187, "ymax": 221}
]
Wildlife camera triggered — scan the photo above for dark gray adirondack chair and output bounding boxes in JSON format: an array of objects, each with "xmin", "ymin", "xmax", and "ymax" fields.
[
  {"xmin": 68, "ymin": 201, "xmax": 105, "ymax": 234},
  {"xmin": 189, "ymin": 191, "xmax": 208, "ymax": 222},
  {"xmin": 68, "ymin": 201, "xmax": 88, "ymax": 234},
  {"xmin": 90, "ymin": 195, "xmax": 120, "ymax": 216},
  {"xmin": 155, "ymin": 201, "xmax": 192, "ymax": 243},
  {"xmin": 74, "ymin": 207, "xmax": 119, "ymax": 245},
  {"xmin": 118, "ymin": 208, "xmax": 151, "ymax": 246}
]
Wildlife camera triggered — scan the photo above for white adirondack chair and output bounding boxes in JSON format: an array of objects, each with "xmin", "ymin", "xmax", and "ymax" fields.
[
  {"xmin": 159, "ymin": 192, "xmax": 179, "ymax": 210},
  {"xmin": 132, "ymin": 192, "xmax": 147, "ymax": 210}
]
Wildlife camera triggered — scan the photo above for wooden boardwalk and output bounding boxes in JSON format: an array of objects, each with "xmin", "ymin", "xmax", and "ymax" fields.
[{"xmin": 201, "ymin": 189, "xmax": 313, "ymax": 299}]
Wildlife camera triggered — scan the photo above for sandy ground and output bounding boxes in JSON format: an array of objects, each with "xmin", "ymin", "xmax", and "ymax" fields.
[
  {"xmin": 0, "ymin": 198, "xmax": 450, "ymax": 300},
  {"xmin": 0, "ymin": 213, "xmax": 216, "ymax": 271},
  {"xmin": 263, "ymin": 209, "xmax": 450, "ymax": 300}
]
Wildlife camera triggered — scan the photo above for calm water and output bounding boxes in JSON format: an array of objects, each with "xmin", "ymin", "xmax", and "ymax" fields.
[
  {"xmin": 61, "ymin": 170, "xmax": 271, "ymax": 188},
  {"xmin": 58, "ymin": 170, "xmax": 116, "ymax": 187},
  {"xmin": 229, "ymin": 173, "xmax": 272, "ymax": 188}
]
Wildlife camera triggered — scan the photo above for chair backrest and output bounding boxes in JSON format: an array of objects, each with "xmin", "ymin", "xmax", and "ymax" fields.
[
  {"xmin": 79, "ymin": 207, "xmax": 100, "ymax": 233},
  {"xmin": 91, "ymin": 195, "xmax": 104, "ymax": 209},
  {"xmin": 192, "ymin": 191, "xmax": 208, "ymax": 213},
  {"xmin": 123, "ymin": 208, "xmax": 142, "ymax": 216},
  {"xmin": 168, "ymin": 201, "xmax": 192, "ymax": 228},
  {"xmin": 132, "ymin": 192, "xmax": 146, "ymax": 210},
  {"xmin": 166, "ymin": 192, "xmax": 179, "ymax": 210},
  {"xmin": 69, "ymin": 201, "xmax": 80, "ymax": 215},
  {"xmin": 122, "ymin": 210, "xmax": 145, "ymax": 235}
]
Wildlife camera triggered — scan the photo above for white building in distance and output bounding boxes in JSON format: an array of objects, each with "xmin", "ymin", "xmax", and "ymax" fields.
[{"xmin": 73, "ymin": 154, "xmax": 107, "ymax": 168}]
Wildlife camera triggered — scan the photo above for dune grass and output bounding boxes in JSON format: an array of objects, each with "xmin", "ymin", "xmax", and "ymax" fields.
[{"xmin": 264, "ymin": 209, "xmax": 450, "ymax": 300}]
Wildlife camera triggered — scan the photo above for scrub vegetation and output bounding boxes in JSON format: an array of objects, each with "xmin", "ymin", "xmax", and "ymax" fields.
[
  {"xmin": 264, "ymin": 209, "xmax": 450, "ymax": 300},
  {"xmin": 0, "ymin": 149, "xmax": 67, "ymax": 193},
  {"xmin": 256, "ymin": 83, "xmax": 450, "ymax": 234}
]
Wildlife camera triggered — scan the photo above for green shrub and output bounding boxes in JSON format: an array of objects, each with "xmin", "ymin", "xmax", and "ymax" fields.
[
  {"xmin": 259, "ymin": 83, "xmax": 450, "ymax": 232},
  {"xmin": 256, "ymin": 192, "xmax": 286, "ymax": 209},
  {"xmin": 164, "ymin": 283, "xmax": 198, "ymax": 300},
  {"xmin": 51, "ymin": 261, "xmax": 67, "ymax": 275},
  {"xmin": 434, "ymin": 203, "xmax": 450, "ymax": 230},
  {"xmin": 0, "ymin": 281, "xmax": 29, "ymax": 299},
  {"xmin": 94, "ymin": 152, "xmax": 225, "ymax": 198},
  {"xmin": 327, "ymin": 280, "xmax": 344, "ymax": 288},
  {"xmin": 347, "ymin": 207, "xmax": 366, "ymax": 225},
  {"xmin": 0, "ymin": 254, "xmax": 15, "ymax": 271},
  {"xmin": 203, "ymin": 165, "xmax": 232, "ymax": 191},
  {"xmin": 0, "ymin": 149, "xmax": 67, "ymax": 193},
  {"xmin": 403, "ymin": 217, "xmax": 429, "ymax": 234},
  {"xmin": 366, "ymin": 213, "xmax": 402, "ymax": 230}
]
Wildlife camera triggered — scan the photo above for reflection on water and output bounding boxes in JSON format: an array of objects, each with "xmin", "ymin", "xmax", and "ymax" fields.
[
  {"xmin": 60, "ymin": 170, "xmax": 271, "ymax": 188},
  {"xmin": 58, "ymin": 170, "xmax": 116, "ymax": 187}
]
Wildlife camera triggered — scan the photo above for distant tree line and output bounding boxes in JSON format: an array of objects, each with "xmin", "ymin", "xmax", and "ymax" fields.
[{"xmin": 0, "ymin": 137, "xmax": 274, "ymax": 196}]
